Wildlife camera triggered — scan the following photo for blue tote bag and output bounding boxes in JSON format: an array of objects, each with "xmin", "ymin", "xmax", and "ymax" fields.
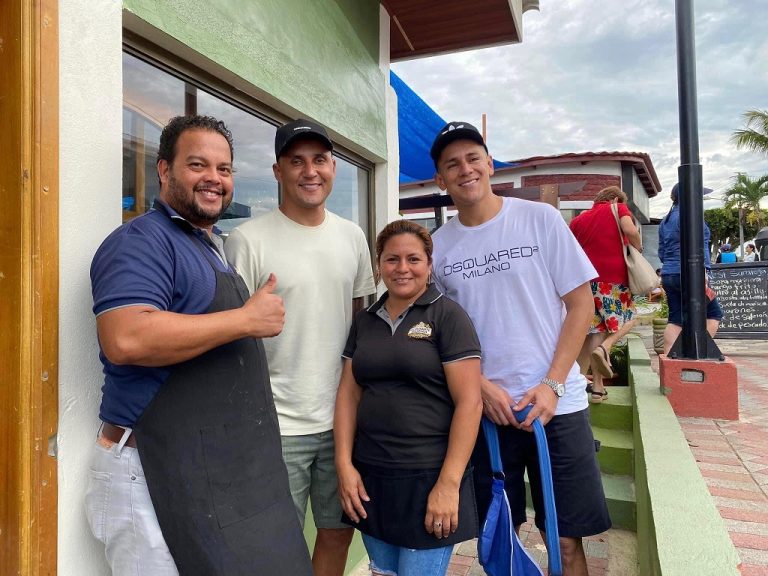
[{"xmin": 478, "ymin": 407, "xmax": 563, "ymax": 576}]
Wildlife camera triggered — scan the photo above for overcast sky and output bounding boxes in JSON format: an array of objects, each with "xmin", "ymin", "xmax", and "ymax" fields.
[{"xmin": 392, "ymin": 0, "xmax": 767, "ymax": 218}]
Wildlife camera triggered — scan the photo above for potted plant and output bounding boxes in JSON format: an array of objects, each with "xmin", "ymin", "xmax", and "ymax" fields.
[
  {"xmin": 652, "ymin": 293, "xmax": 668, "ymax": 354},
  {"xmin": 607, "ymin": 340, "xmax": 629, "ymax": 387}
]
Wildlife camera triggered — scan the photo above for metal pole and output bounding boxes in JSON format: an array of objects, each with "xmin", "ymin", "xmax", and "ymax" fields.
[{"xmin": 672, "ymin": 0, "xmax": 721, "ymax": 360}]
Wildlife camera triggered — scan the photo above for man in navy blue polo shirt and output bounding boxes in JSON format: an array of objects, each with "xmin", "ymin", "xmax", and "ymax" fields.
[{"xmin": 86, "ymin": 115, "xmax": 312, "ymax": 576}]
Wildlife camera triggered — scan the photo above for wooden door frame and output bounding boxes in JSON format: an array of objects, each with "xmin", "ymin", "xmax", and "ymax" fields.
[{"xmin": 0, "ymin": 0, "xmax": 59, "ymax": 574}]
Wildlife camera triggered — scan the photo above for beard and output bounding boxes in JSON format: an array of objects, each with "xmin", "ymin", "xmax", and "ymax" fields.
[{"xmin": 165, "ymin": 175, "xmax": 232, "ymax": 228}]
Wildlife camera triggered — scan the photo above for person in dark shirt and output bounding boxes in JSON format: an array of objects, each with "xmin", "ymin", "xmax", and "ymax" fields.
[
  {"xmin": 86, "ymin": 115, "xmax": 311, "ymax": 576},
  {"xmin": 334, "ymin": 220, "xmax": 482, "ymax": 576}
]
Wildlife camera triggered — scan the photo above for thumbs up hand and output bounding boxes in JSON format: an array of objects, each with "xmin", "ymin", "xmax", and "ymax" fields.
[{"xmin": 244, "ymin": 273, "xmax": 285, "ymax": 337}]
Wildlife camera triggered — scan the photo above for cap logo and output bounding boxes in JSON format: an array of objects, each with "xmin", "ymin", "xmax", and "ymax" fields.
[
  {"xmin": 442, "ymin": 124, "xmax": 464, "ymax": 135},
  {"xmin": 293, "ymin": 126, "xmax": 312, "ymax": 131}
]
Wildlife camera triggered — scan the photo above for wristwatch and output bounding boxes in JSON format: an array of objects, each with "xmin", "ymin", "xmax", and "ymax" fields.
[{"xmin": 541, "ymin": 377, "xmax": 565, "ymax": 398}]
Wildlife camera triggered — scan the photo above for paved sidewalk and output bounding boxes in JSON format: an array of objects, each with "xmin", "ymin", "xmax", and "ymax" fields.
[
  {"xmin": 641, "ymin": 331, "xmax": 768, "ymax": 576},
  {"xmin": 443, "ymin": 525, "xmax": 636, "ymax": 576},
  {"xmin": 446, "ymin": 328, "xmax": 768, "ymax": 575}
]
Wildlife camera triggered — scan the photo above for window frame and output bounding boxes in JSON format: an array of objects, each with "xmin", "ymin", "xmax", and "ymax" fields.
[{"xmin": 122, "ymin": 37, "xmax": 375, "ymax": 241}]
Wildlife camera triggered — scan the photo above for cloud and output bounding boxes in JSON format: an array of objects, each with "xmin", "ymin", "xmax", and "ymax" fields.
[{"xmin": 392, "ymin": 0, "xmax": 768, "ymax": 218}]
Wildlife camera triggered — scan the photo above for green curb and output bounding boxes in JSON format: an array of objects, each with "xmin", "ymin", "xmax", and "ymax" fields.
[{"xmin": 627, "ymin": 336, "xmax": 741, "ymax": 576}]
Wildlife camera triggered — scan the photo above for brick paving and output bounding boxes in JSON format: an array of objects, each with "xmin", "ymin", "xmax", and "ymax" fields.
[
  {"xmin": 647, "ymin": 331, "xmax": 768, "ymax": 576},
  {"xmin": 444, "ymin": 521, "xmax": 619, "ymax": 576}
]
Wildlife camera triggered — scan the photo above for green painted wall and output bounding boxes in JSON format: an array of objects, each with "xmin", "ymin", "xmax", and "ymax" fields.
[{"xmin": 123, "ymin": 0, "xmax": 387, "ymax": 159}]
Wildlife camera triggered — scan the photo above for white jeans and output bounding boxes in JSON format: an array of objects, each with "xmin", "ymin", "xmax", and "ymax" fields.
[{"xmin": 85, "ymin": 434, "xmax": 179, "ymax": 576}]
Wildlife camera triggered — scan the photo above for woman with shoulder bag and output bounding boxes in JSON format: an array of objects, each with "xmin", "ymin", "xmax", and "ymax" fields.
[{"xmin": 569, "ymin": 186, "xmax": 641, "ymax": 403}]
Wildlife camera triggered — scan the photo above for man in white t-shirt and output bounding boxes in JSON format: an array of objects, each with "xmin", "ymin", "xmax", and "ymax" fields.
[
  {"xmin": 429, "ymin": 122, "xmax": 611, "ymax": 575},
  {"xmin": 225, "ymin": 119, "xmax": 375, "ymax": 576}
]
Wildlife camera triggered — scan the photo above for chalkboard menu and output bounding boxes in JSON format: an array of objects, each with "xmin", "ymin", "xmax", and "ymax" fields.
[{"xmin": 709, "ymin": 262, "xmax": 768, "ymax": 339}]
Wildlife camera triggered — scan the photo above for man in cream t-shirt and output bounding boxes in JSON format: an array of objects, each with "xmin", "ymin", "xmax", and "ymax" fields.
[
  {"xmin": 429, "ymin": 121, "xmax": 611, "ymax": 576},
  {"xmin": 225, "ymin": 119, "xmax": 375, "ymax": 576}
]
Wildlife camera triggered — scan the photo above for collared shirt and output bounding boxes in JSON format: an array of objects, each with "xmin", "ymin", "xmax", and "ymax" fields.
[
  {"xmin": 375, "ymin": 304, "xmax": 413, "ymax": 334},
  {"xmin": 342, "ymin": 284, "xmax": 481, "ymax": 468},
  {"xmin": 90, "ymin": 200, "xmax": 228, "ymax": 426}
]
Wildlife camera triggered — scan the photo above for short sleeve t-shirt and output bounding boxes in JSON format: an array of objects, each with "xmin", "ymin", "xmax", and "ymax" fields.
[
  {"xmin": 225, "ymin": 209, "xmax": 375, "ymax": 435},
  {"xmin": 342, "ymin": 285, "xmax": 481, "ymax": 468},
  {"xmin": 432, "ymin": 197, "xmax": 596, "ymax": 416},
  {"xmin": 569, "ymin": 201, "xmax": 632, "ymax": 285}
]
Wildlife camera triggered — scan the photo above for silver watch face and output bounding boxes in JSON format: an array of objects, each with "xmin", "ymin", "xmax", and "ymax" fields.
[{"xmin": 543, "ymin": 379, "xmax": 564, "ymax": 397}]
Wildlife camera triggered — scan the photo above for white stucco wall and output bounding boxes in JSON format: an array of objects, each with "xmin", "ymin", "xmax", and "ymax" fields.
[
  {"xmin": 632, "ymin": 170, "xmax": 651, "ymax": 219},
  {"xmin": 375, "ymin": 4, "xmax": 401, "ymax": 233},
  {"xmin": 58, "ymin": 0, "xmax": 123, "ymax": 573}
]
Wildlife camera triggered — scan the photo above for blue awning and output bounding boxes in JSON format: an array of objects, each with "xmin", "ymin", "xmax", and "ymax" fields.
[{"xmin": 391, "ymin": 71, "xmax": 511, "ymax": 184}]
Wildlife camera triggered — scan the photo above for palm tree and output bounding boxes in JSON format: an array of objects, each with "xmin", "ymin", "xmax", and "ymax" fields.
[
  {"xmin": 723, "ymin": 173, "xmax": 768, "ymax": 252},
  {"xmin": 731, "ymin": 109, "xmax": 768, "ymax": 156}
]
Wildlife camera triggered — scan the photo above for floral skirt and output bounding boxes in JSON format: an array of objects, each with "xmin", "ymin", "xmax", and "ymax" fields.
[{"xmin": 590, "ymin": 281, "xmax": 635, "ymax": 334}]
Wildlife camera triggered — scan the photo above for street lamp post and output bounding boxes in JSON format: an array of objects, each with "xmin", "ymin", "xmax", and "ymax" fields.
[{"xmin": 671, "ymin": 0, "xmax": 722, "ymax": 360}]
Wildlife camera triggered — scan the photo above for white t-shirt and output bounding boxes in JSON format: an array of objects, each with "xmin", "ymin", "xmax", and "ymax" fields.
[
  {"xmin": 225, "ymin": 209, "xmax": 375, "ymax": 434},
  {"xmin": 432, "ymin": 197, "xmax": 596, "ymax": 415}
]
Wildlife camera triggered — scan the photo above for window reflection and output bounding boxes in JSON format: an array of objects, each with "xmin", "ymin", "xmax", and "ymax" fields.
[
  {"xmin": 122, "ymin": 51, "xmax": 370, "ymax": 238},
  {"xmin": 197, "ymin": 90, "xmax": 278, "ymax": 235},
  {"xmin": 328, "ymin": 155, "xmax": 368, "ymax": 234}
]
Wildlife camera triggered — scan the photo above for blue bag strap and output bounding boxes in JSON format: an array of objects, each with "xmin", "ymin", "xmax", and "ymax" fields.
[
  {"xmin": 512, "ymin": 406, "xmax": 564, "ymax": 576},
  {"xmin": 481, "ymin": 417, "xmax": 504, "ymax": 476}
]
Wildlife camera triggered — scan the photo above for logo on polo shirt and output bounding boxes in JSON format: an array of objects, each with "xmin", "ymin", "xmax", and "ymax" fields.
[{"xmin": 407, "ymin": 322, "xmax": 433, "ymax": 339}]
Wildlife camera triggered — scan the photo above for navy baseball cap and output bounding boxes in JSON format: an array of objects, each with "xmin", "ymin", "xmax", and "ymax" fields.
[
  {"xmin": 274, "ymin": 118, "xmax": 333, "ymax": 160},
  {"xmin": 670, "ymin": 182, "xmax": 713, "ymax": 201},
  {"xmin": 430, "ymin": 121, "xmax": 488, "ymax": 165}
]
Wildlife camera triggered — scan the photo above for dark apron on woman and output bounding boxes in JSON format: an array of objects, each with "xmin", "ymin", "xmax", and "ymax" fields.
[
  {"xmin": 132, "ymin": 234, "xmax": 312, "ymax": 576},
  {"xmin": 344, "ymin": 461, "xmax": 478, "ymax": 549}
]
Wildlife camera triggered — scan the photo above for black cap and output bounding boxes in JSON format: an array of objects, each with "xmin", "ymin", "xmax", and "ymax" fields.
[
  {"xmin": 670, "ymin": 182, "xmax": 713, "ymax": 201},
  {"xmin": 274, "ymin": 118, "xmax": 333, "ymax": 160},
  {"xmin": 430, "ymin": 121, "xmax": 488, "ymax": 165}
]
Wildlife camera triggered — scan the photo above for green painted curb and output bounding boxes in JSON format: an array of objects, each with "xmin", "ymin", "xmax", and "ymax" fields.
[{"xmin": 627, "ymin": 336, "xmax": 741, "ymax": 576}]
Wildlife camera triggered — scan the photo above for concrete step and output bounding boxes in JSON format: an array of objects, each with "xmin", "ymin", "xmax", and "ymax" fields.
[
  {"xmin": 593, "ymin": 426, "xmax": 634, "ymax": 476},
  {"xmin": 525, "ymin": 471, "xmax": 636, "ymax": 532},
  {"xmin": 588, "ymin": 385, "xmax": 633, "ymax": 431},
  {"xmin": 602, "ymin": 473, "xmax": 636, "ymax": 531}
]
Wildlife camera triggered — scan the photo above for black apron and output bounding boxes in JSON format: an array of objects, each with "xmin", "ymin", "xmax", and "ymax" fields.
[{"xmin": 133, "ymin": 233, "xmax": 312, "ymax": 576}]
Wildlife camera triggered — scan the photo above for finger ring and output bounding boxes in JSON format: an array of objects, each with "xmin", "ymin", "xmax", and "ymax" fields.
[{"xmin": 434, "ymin": 521, "xmax": 442, "ymax": 528}]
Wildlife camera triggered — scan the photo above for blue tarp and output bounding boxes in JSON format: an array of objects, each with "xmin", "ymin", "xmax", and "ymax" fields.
[{"xmin": 391, "ymin": 71, "xmax": 511, "ymax": 184}]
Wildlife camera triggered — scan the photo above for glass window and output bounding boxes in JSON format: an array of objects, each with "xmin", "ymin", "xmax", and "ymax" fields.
[
  {"xmin": 197, "ymin": 89, "xmax": 278, "ymax": 234},
  {"xmin": 122, "ymin": 51, "xmax": 371, "ymax": 238},
  {"xmin": 328, "ymin": 155, "xmax": 369, "ymax": 235}
]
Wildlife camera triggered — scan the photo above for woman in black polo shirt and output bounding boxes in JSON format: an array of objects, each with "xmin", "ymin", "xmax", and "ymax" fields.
[{"xmin": 334, "ymin": 220, "xmax": 482, "ymax": 576}]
